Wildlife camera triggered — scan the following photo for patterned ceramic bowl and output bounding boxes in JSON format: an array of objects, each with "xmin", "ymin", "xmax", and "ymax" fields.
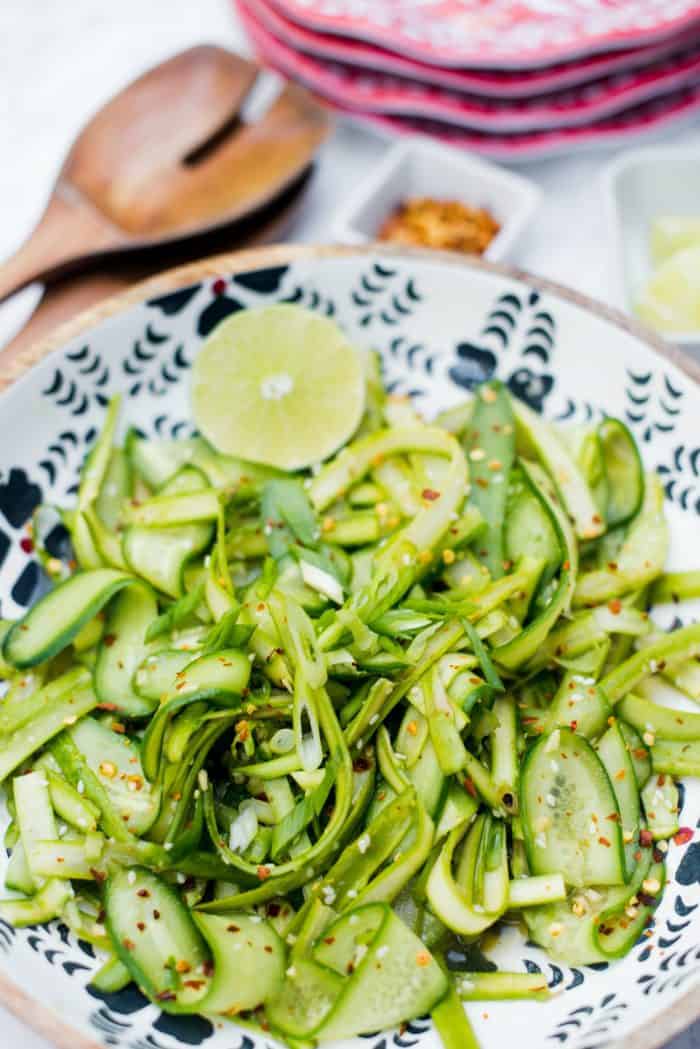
[{"xmin": 1, "ymin": 245, "xmax": 700, "ymax": 1049}]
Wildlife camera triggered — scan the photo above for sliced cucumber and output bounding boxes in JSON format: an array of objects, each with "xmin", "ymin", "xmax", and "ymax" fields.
[
  {"xmin": 141, "ymin": 649, "xmax": 250, "ymax": 781},
  {"xmin": 494, "ymin": 460, "xmax": 577, "ymax": 670},
  {"xmin": 266, "ymin": 958, "xmax": 343, "ymax": 1039},
  {"xmin": 641, "ymin": 774, "xmax": 680, "ymax": 839},
  {"xmin": 3, "ymin": 569, "xmax": 134, "ymax": 668},
  {"xmin": 619, "ymin": 721, "xmax": 652, "ymax": 788},
  {"xmin": 505, "ymin": 468, "xmax": 560, "ymax": 588},
  {"xmin": 94, "ymin": 584, "xmax": 158, "ymax": 717},
  {"xmin": 104, "ymin": 867, "xmax": 210, "ymax": 1012},
  {"xmin": 521, "ymin": 728, "xmax": 625, "ymax": 888},
  {"xmin": 96, "ymin": 447, "xmax": 132, "ymax": 530},
  {"xmin": 314, "ymin": 904, "xmax": 448, "ymax": 1041},
  {"xmin": 598, "ymin": 418, "xmax": 644, "ymax": 529},
  {"xmin": 597, "ymin": 721, "xmax": 640, "ymax": 879},
  {"xmin": 541, "ymin": 671, "xmax": 611, "ymax": 739},
  {"xmin": 523, "ymin": 843, "xmax": 653, "ymax": 964},
  {"xmin": 123, "ymin": 467, "xmax": 213, "ymax": 597},
  {"xmin": 69, "ymin": 717, "xmax": 160, "ymax": 835},
  {"xmin": 514, "ymin": 400, "xmax": 604, "ymax": 540},
  {"xmin": 427, "ymin": 815, "xmax": 508, "ymax": 935},
  {"xmin": 193, "ymin": 912, "xmax": 284, "ymax": 1014},
  {"xmin": 134, "ymin": 648, "xmax": 196, "ymax": 701}
]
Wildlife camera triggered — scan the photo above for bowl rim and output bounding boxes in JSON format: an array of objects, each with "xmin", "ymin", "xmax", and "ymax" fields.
[{"xmin": 0, "ymin": 240, "xmax": 699, "ymax": 1049}]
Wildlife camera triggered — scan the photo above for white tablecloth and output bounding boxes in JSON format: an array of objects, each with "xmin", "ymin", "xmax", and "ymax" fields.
[{"xmin": 1, "ymin": 1, "xmax": 700, "ymax": 1046}]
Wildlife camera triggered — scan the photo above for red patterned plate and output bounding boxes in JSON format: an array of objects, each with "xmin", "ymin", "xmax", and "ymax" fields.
[
  {"xmin": 241, "ymin": 0, "xmax": 700, "ymax": 99},
  {"xmin": 264, "ymin": 0, "xmax": 700, "ymax": 70},
  {"xmin": 346, "ymin": 89, "xmax": 700, "ymax": 160},
  {"xmin": 239, "ymin": 0, "xmax": 700, "ymax": 132}
]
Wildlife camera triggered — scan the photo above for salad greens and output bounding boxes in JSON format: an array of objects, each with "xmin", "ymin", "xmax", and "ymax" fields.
[{"xmin": 1, "ymin": 353, "xmax": 699, "ymax": 1047}]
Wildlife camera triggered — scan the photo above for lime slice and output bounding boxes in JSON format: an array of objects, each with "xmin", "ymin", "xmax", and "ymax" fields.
[
  {"xmin": 636, "ymin": 244, "xmax": 700, "ymax": 334},
  {"xmin": 191, "ymin": 305, "xmax": 365, "ymax": 470},
  {"xmin": 651, "ymin": 216, "xmax": 700, "ymax": 265}
]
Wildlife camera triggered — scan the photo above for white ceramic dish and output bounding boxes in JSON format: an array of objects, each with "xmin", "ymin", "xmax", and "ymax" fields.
[
  {"xmin": 603, "ymin": 144, "xmax": 700, "ymax": 348},
  {"xmin": 1, "ymin": 244, "xmax": 700, "ymax": 1049},
  {"xmin": 331, "ymin": 139, "xmax": 541, "ymax": 262}
]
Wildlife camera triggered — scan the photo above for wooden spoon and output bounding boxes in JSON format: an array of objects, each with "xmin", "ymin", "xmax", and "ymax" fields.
[
  {"xmin": 0, "ymin": 46, "xmax": 330, "ymax": 304},
  {"xmin": 1, "ymin": 165, "xmax": 314, "ymax": 362}
]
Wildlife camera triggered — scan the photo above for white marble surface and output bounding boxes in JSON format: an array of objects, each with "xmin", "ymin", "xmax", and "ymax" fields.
[{"xmin": 2, "ymin": 1, "xmax": 700, "ymax": 1046}]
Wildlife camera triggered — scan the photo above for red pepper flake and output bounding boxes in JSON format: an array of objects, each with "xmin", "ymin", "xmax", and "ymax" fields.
[
  {"xmin": 633, "ymin": 850, "xmax": 643, "ymax": 862},
  {"xmin": 175, "ymin": 960, "xmax": 191, "ymax": 974},
  {"xmin": 155, "ymin": 991, "xmax": 177, "ymax": 1002},
  {"xmin": 257, "ymin": 865, "xmax": 272, "ymax": 881},
  {"xmin": 353, "ymin": 756, "xmax": 371, "ymax": 772},
  {"xmin": 123, "ymin": 938, "xmax": 135, "ymax": 951},
  {"xmin": 598, "ymin": 836, "xmax": 611, "ymax": 847},
  {"xmin": 184, "ymin": 979, "xmax": 206, "ymax": 990},
  {"xmin": 674, "ymin": 827, "xmax": 694, "ymax": 846},
  {"xmin": 227, "ymin": 924, "xmax": 241, "ymax": 933},
  {"xmin": 323, "ymin": 936, "xmax": 336, "ymax": 945},
  {"xmin": 562, "ymin": 560, "xmax": 571, "ymax": 571},
  {"xmin": 463, "ymin": 778, "xmax": 477, "ymax": 798},
  {"xmin": 19, "ymin": 537, "xmax": 34, "ymax": 554},
  {"xmin": 421, "ymin": 488, "xmax": 440, "ymax": 501},
  {"xmin": 266, "ymin": 903, "xmax": 281, "ymax": 918},
  {"xmin": 96, "ymin": 702, "xmax": 118, "ymax": 712},
  {"xmin": 137, "ymin": 889, "xmax": 150, "ymax": 898},
  {"xmin": 103, "ymin": 634, "xmax": 117, "ymax": 647},
  {"xmin": 653, "ymin": 848, "xmax": 665, "ymax": 863},
  {"xmin": 640, "ymin": 829, "xmax": 654, "ymax": 847},
  {"xmin": 608, "ymin": 598, "xmax": 622, "ymax": 614},
  {"xmin": 153, "ymin": 909, "xmax": 161, "ymax": 920},
  {"xmin": 111, "ymin": 721, "xmax": 126, "ymax": 734},
  {"xmin": 212, "ymin": 277, "xmax": 227, "ymax": 295},
  {"xmin": 202, "ymin": 960, "xmax": 214, "ymax": 977},
  {"xmin": 136, "ymin": 922, "xmax": 146, "ymax": 932},
  {"xmin": 264, "ymin": 945, "xmax": 273, "ymax": 954},
  {"xmin": 90, "ymin": 867, "xmax": 107, "ymax": 883}
]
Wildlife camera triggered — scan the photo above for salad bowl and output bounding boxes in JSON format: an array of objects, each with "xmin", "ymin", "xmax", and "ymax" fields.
[{"xmin": 1, "ymin": 244, "xmax": 700, "ymax": 1049}]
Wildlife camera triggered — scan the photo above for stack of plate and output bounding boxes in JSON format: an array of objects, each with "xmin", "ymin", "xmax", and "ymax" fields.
[{"xmin": 235, "ymin": 0, "xmax": 700, "ymax": 160}]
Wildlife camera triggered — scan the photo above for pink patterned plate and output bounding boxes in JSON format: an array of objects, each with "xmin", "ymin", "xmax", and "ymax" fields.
[
  {"xmin": 347, "ymin": 89, "xmax": 700, "ymax": 161},
  {"xmin": 241, "ymin": 0, "xmax": 700, "ymax": 99},
  {"xmin": 239, "ymin": 0, "xmax": 700, "ymax": 132},
  {"xmin": 263, "ymin": 0, "xmax": 700, "ymax": 70}
]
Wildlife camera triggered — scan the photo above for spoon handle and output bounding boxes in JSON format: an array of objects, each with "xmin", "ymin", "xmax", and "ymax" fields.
[{"xmin": 0, "ymin": 187, "xmax": 121, "ymax": 305}]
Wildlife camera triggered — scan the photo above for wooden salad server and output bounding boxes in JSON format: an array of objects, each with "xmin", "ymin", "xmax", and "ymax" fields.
[
  {"xmin": 0, "ymin": 46, "xmax": 330, "ymax": 304},
  {"xmin": 1, "ymin": 166, "xmax": 313, "ymax": 362}
]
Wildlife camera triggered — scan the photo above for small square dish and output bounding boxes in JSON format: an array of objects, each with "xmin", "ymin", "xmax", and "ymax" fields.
[
  {"xmin": 603, "ymin": 144, "xmax": 700, "ymax": 348},
  {"xmin": 331, "ymin": 138, "xmax": 541, "ymax": 262}
]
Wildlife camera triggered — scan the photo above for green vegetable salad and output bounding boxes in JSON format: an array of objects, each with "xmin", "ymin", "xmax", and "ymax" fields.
[{"xmin": 1, "ymin": 309, "xmax": 699, "ymax": 1048}]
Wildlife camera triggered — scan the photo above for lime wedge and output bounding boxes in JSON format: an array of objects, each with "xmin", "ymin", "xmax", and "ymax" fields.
[
  {"xmin": 651, "ymin": 216, "xmax": 700, "ymax": 265},
  {"xmin": 191, "ymin": 305, "xmax": 365, "ymax": 470},
  {"xmin": 636, "ymin": 244, "xmax": 700, "ymax": 334}
]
